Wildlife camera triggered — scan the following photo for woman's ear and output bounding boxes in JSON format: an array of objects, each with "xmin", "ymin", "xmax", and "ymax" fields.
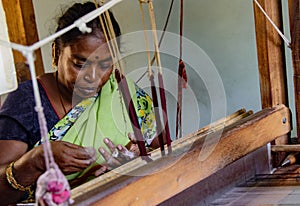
[{"xmin": 52, "ymin": 42, "xmax": 59, "ymax": 67}]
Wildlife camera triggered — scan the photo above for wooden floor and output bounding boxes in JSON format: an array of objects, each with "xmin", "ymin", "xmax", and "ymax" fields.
[{"xmin": 211, "ymin": 165, "xmax": 300, "ymax": 206}]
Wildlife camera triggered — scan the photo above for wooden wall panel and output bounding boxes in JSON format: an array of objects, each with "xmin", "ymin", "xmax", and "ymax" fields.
[
  {"xmin": 253, "ymin": 0, "xmax": 288, "ymax": 108},
  {"xmin": 2, "ymin": 0, "xmax": 44, "ymax": 76},
  {"xmin": 253, "ymin": 0, "xmax": 289, "ymax": 166}
]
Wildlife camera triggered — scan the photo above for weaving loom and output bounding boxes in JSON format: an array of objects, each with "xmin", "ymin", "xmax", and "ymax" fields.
[{"xmin": 0, "ymin": 0, "xmax": 300, "ymax": 205}]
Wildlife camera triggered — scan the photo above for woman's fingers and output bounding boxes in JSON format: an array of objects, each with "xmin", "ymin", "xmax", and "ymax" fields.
[
  {"xmin": 94, "ymin": 165, "xmax": 108, "ymax": 176},
  {"xmin": 117, "ymin": 144, "xmax": 135, "ymax": 161},
  {"xmin": 127, "ymin": 142, "xmax": 140, "ymax": 157},
  {"xmin": 41, "ymin": 139, "xmax": 138, "ymax": 176},
  {"xmin": 103, "ymin": 138, "xmax": 117, "ymax": 153},
  {"xmin": 98, "ymin": 147, "xmax": 121, "ymax": 168},
  {"xmin": 127, "ymin": 133, "xmax": 137, "ymax": 143},
  {"xmin": 50, "ymin": 141, "xmax": 97, "ymax": 174},
  {"xmin": 83, "ymin": 146, "xmax": 97, "ymax": 161}
]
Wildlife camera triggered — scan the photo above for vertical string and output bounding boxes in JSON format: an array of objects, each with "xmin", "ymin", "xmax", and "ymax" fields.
[
  {"xmin": 145, "ymin": 0, "xmax": 172, "ymax": 152},
  {"xmin": 96, "ymin": 1, "xmax": 150, "ymax": 158},
  {"xmin": 139, "ymin": 1, "xmax": 166, "ymax": 155},
  {"xmin": 176, "ymin": 0, "xmax": 184, "ymax": 140},
  {"xmin": 94, "ymin": 0, "xmax": 130, "ymax": 137},
  {"xmin": 179, "ymin": 0, "xmax": 183, "ymax": 60},
  {"xmin": 136, "ymin": 0, "xmax": 175, "ymax": 84},
  {"xmin": 94, "ymin": 1, "xmax": 115, "ymax": 63},
  {"xmin": 115, "ymin": 69, "xmax": 150, "ymax": 160},
  {"xmin": 158, "ymin": 73, "xmax": 172, "ymax": 153},
  {"xmin": 139, "ymin": 1, "xmax": 153, "ymax": 77},
  {"xmin": 94, "ymin": 0, "xmax": 125, "ymax": 74},
  {"xmin": 104, "ymin": 4, "xmax": 125, "ymax": 74},
  {"xmin": 147, "ymin": 0, "xmax": 162, "ymax": 74},
  {"xmin": 25, "ymin": 51, "xmax": 51, "ymax": 170}
]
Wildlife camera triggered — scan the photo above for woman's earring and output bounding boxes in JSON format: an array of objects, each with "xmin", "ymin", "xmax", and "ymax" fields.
[{"xmin": 52, "ymin": 42, "xmax": 59, "ymax": 68}]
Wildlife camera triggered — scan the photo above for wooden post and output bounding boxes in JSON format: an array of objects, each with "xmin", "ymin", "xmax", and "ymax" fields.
[
  {"xmin": 253, "ymin": 0, "xmax": 289, "ymax": 166},
  {"xmin": 2, "ymin": 0, "xmax": 44, "ymax": 76},
  {"xmin": 289, "ymin": 0, "xmax": 300, "ymax": 142}
]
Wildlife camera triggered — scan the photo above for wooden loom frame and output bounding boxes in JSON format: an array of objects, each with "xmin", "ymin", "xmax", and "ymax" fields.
[
  {"xmin": 70, "ymin": 105, "xmax": 290, "ymax": 205},
  {"xmin": 1, "ymin": 0, "xmax": 299, "ymax": 205}
]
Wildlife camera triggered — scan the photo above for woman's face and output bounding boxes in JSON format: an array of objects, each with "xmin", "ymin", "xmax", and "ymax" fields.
[{"xmin": 57, "ymin": 34, "xmax": 113, "ymax": 99}]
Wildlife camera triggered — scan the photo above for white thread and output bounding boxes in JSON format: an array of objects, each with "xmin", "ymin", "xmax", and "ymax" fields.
[
  {"xmin": 253, "ymin": 0, "xmax": 291, "ymax": 48},
  {"xmin": 75, "ymin": 20, "xmax": 92, "ymax": 33}
]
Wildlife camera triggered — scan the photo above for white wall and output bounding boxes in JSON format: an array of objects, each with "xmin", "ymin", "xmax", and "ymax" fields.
[
  {"xmin": 31, "ymin": 0, "xmax": 295, "ymax": 138},
  {"xmin": 0, "ymin": 2, "xmax": 17, "ymax": 103}
]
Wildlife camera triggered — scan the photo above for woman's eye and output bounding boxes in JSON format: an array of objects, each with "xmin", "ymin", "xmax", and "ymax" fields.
[
  {"xmin": 73, "ymin": 62, "xmax": 87, "ymax": 69},
  {"xmin": 74, "ymin": 63, "xmax": 83, "ymax": 68},
  {"xmin": 99, "ymin": 62, "xmax": 112, "ymax": 70}
]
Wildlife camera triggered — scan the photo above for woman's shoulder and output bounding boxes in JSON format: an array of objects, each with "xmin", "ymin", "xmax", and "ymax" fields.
[
  {"xmin": 18, "ymin": 80, "xmax": 35, "ymax": 94},
  {"xmin": 1, "ymin": 80, "xmax": 34, "ymax": 108},
  {"xmin": 0, "ymin": 79, "xmax": 57, "ymax": 147},
  {"xmin": 0, "ymin": 79, "xmax": 48, "ymax": 116}
]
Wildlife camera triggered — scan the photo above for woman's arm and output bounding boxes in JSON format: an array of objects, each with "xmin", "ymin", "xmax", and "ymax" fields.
[
  {"xmin": 0, "ymin": 140, "xmax": 42, "ymax": 205},
  {"xmin": 0, "ymin": 140, "xmax": 98, "ymax": 205}
]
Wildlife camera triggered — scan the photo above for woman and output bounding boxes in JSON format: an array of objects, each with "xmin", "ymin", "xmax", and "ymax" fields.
[{"xmin": 0, "ymin": 2, "xmax": 158, "ymax": 204}]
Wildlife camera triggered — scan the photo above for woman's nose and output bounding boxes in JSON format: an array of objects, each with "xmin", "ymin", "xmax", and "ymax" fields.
[{"xmin": 83, "ymin": 66, "xmax": 97, "ymax": 82}]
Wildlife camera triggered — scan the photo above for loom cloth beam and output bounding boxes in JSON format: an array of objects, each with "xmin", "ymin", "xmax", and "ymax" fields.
[{"xmin": 71, "ymin": 104, "xmax": 291, "ymax": 205}]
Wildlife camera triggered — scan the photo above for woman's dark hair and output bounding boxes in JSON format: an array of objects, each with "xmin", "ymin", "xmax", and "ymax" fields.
[{"xmin": 52, "ymin": 2, "xmax": 121, "ymax": 66}]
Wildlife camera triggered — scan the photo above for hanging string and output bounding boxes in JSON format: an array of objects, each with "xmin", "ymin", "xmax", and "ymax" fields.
[
  {"xmin": 147, "ymin": 1, "xmax": 162, "ymax": 73},
  {"xmin": 104, "ymin": 10, "xmax": 125, "ymax": 74},
  {"xmin": 148, "ymin": 0, "xmax": 172, "ymax": 153},
  {"xmin": 139, "ymin": 1, "xmax": 166, "ymax": 155},
  {"xmin": 253, "ymin": 0, "xmax": 291, "ymax": 48},
  {"xmin": 136, "ymin": 0, "xmax": 174, "ymax": 84},
  {"xmin": 94, "ymin": 0, "xmax": 129, "ymax": 138},
  {"xmin": 179, "ymin": 0, "xmax": 183, "ymax": 61},
  {"xmin": 115, "ymin": 69, "xmax": 151, "ymax": 160},
  {"xmin": 139, "ymin": 2, "xmax": 152, "ymax": 77},
  {"xmin": 95, "ymin": 0, "xmax": 125, "ymax": 74},
  {"xmin": 94, "ymin": 1, "xmax": 115, "ymax": 64},
  {"xmin": 175, "ymin": 0, "xmax": 188, "ymax": 140},
  {"xmin": 23, "ymin": 51, "xmax": 72, "ymax": 205},
  {"xmin": 140, "ymin": 0, "xmax": 172, "ymax": 153},
  {"xmin": 158, "ymin": 0, "xmax": 175, "ymax": 48},
  {"xmin": 157, "ymin": 73, "xmax": 172, "ymax": 153},
  {"xmin": 95, "ymin": 0, "xmax": 151, "ymax": 159}
]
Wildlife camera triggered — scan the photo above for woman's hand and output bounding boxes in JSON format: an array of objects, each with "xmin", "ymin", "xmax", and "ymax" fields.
[
  {"xmin": 34, "ymin": 141, "xmax": 97, "ymax": 175},
  {"xmin": 98, "ymin": 136, "xmax": 138, "ymax": 171}
]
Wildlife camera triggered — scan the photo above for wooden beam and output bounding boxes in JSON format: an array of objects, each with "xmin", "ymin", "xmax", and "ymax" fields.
[
  {"xmin": 71, "ymin": 104, "xmax": 291, "ymax": 205},
  {"xmin": 289, "ymin": 0, "xmax": 300, "ymax": 142},
  {"xmin": 185, "ymin": 108, "xmax": 253, "ymax": 139},
  {"xmin": 253, "ymin": 0, "xmax": 289, "ymax": 166},
  {"xmin": 163, "ymin": 146, "xmax": 270, "ymax": 205},
  {"xmin": 253, "ymin": 0, "xmax": 288, "ymax": 108},
  {"xmin": 272, "ymin": 144, "xmax": 300, "ymax": 152},
  {"xmin": 2, "ymin": 0, "xmax": 44, "ymax": 76}
]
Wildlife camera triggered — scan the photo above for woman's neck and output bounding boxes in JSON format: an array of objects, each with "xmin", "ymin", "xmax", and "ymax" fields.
[{"xmin": 38, "ymin": 73, "xmax": 72, "ymax": 118}]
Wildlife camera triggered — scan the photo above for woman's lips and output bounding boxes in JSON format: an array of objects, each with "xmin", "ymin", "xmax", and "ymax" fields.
[{"xmin": 76, "ymin": 86, "xmax": 98, "ymax": 95}]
